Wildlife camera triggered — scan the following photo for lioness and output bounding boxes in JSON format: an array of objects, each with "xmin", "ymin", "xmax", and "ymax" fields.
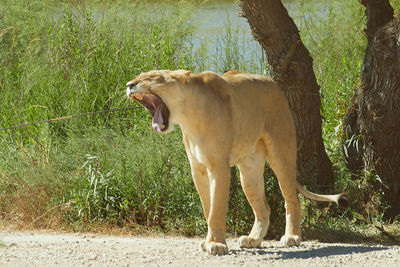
[{"xmin": 126, "ymin": 70, "xmax": 347, "ymax": 255}]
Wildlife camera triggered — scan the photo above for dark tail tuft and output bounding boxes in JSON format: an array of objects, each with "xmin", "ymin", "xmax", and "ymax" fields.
[{"xmin": 337, "ymin": 194, "xmax": 349, "ymax": 210}]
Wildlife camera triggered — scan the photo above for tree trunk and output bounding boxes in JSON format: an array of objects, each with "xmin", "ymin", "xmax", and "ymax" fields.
[
  {"xmin": 344, "ymin": 0, "xmax": 394, "ymax": 173},
  {"xmin": 345, "ymin": 0, "xmax": 400, "ymax": 219},
  {"xmin": 239, "ymin": 0, "xmax": 334, "ymax": 189}
]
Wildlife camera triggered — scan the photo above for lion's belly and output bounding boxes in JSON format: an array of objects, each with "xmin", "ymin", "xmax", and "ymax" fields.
[
  {"xmin": 229, "ymin": 119, "xmax": 266, "ymax": 166},
  {"xmin": 229, "ymin": 137, "xmax": 263, "ymax": 167}
]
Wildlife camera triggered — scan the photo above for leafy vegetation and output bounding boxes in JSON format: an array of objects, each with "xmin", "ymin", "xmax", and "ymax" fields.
[{"xmin": 0, "ymin": 0, "xmax": 398, "ymax": 242}]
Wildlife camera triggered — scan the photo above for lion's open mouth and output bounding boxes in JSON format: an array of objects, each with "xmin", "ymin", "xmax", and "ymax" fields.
[{"xmin": 131, "ymin": 92, "xmax": 169, "ymax": 132}]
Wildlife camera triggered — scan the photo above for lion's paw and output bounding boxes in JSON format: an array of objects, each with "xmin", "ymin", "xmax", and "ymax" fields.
[
  {"xmin": 200, "ymin": 241, "xmax": 228, "ymax": 255},
  {"xmin": 238, "ymin": 236, "xmax": 262, "ymax": 248},
  {"xmin": 280, "ymin": 234, "xmax": 301, "ymax": 247},
  {"xmin": 200, "ymin": 240, "xmax": 206, "ymax": 251}
]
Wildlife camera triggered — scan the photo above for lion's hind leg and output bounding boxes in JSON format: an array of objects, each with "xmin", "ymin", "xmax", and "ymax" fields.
[
  {"xmin": 237, "ymin": 141, "xmax": 270, "ymax": 249},
  {"xmin": 265, "ymin": 135, "xmax": 302, "ymax": 247}
]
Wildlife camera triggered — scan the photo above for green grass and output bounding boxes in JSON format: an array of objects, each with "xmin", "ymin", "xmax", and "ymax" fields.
[
  {"xmin": 0, "ymin": 0, "xmax": 398, "ymax": 241},
  {"xmin": 0, "ymin": 0, "xmax": 194, "ymax": 133},
  {"xmin": 0, "ymin": 0, "xmax": 203, "ymax": 232}
]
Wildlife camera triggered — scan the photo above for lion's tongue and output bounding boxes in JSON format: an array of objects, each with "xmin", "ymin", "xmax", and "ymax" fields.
[
  {"xmin": 152, "ymin": 105, "xmax": 166, "ymax": 132},
  {"xmin": 150, "ymin": 96, "xmax": 169, "ymax": 132}
]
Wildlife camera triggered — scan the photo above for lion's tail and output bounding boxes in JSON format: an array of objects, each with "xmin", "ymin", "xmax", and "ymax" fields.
[{"xmin": 296, "ymin": 182, "xmax": 348, "ymax": 209}]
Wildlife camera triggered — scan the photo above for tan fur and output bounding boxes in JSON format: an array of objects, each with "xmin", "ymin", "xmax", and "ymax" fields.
[{"xmin": 127, "ymin": 70, "xmax": 347, "ymax": 255}]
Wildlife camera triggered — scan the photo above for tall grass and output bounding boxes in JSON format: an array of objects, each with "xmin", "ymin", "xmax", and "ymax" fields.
[
  {"xmin": 0, "ymin": 0, "xmax": 194, "ymax": 134},
  {"xmin": 1, "ymin": 0, "xmax": 397, "ymax": 239},
  {"xmin": 0, "ymin": 0, "xmax": 203, "ymax": 233}
]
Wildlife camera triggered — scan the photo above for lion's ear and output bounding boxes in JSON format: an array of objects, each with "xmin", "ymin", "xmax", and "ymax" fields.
[{"xmin": 169, "ymin": 70, "xmax": 191, "ymax": 83}]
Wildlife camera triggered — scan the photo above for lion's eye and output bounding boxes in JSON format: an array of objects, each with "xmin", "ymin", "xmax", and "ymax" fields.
[{"xmin": 127, "ymin": 81, "xmax": 137, "ymax": 89}]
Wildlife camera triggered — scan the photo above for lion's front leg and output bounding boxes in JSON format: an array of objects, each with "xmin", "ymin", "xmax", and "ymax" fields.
[
  {"xmin": 199, "ymin": 164, "xmax": 231, "ymax": 255},
  {"xmin": 183, "ymin": 135, "xmax": 211, "ymax": 220},
  {"xmin": 189, "ymin": 159, "xmax": 210, "ymax": 221}
]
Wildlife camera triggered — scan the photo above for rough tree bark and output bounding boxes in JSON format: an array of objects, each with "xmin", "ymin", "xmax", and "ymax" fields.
[
  {"xmin": 239, "ymin": 0, "xmax": 334, "ymax": 189},
  {"xmin": 345, "ymin": 0, "xmax": 400, "ymax": 219}
]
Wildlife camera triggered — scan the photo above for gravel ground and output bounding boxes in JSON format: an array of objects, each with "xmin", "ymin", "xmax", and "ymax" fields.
[{"xmin": 0, "ymin": 230, "xmax": 399, "ymax": 266}]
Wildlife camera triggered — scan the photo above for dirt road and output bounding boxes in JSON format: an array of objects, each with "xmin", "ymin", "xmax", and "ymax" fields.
[{"xmin": 1, "ymin": 230, "xmax": 399, "ymax": 266}]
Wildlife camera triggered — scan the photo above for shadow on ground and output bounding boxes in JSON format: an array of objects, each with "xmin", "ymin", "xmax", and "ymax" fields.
[
  {"xmin": 274, "ymin": 245, "xmax": 385, "ymax": 260},
  {"xmin": 230, "ymin": 244, "xmax": 388, "ymax": 260}
]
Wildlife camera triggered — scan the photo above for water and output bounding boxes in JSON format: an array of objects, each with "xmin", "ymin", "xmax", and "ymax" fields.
[
  {"xmin": 194, "ymin": 0, "xmax": 297, "ymax": 37},
  {"xmin": 188, "ymin": 0, "xmax": 298, "ymax": 73}
]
